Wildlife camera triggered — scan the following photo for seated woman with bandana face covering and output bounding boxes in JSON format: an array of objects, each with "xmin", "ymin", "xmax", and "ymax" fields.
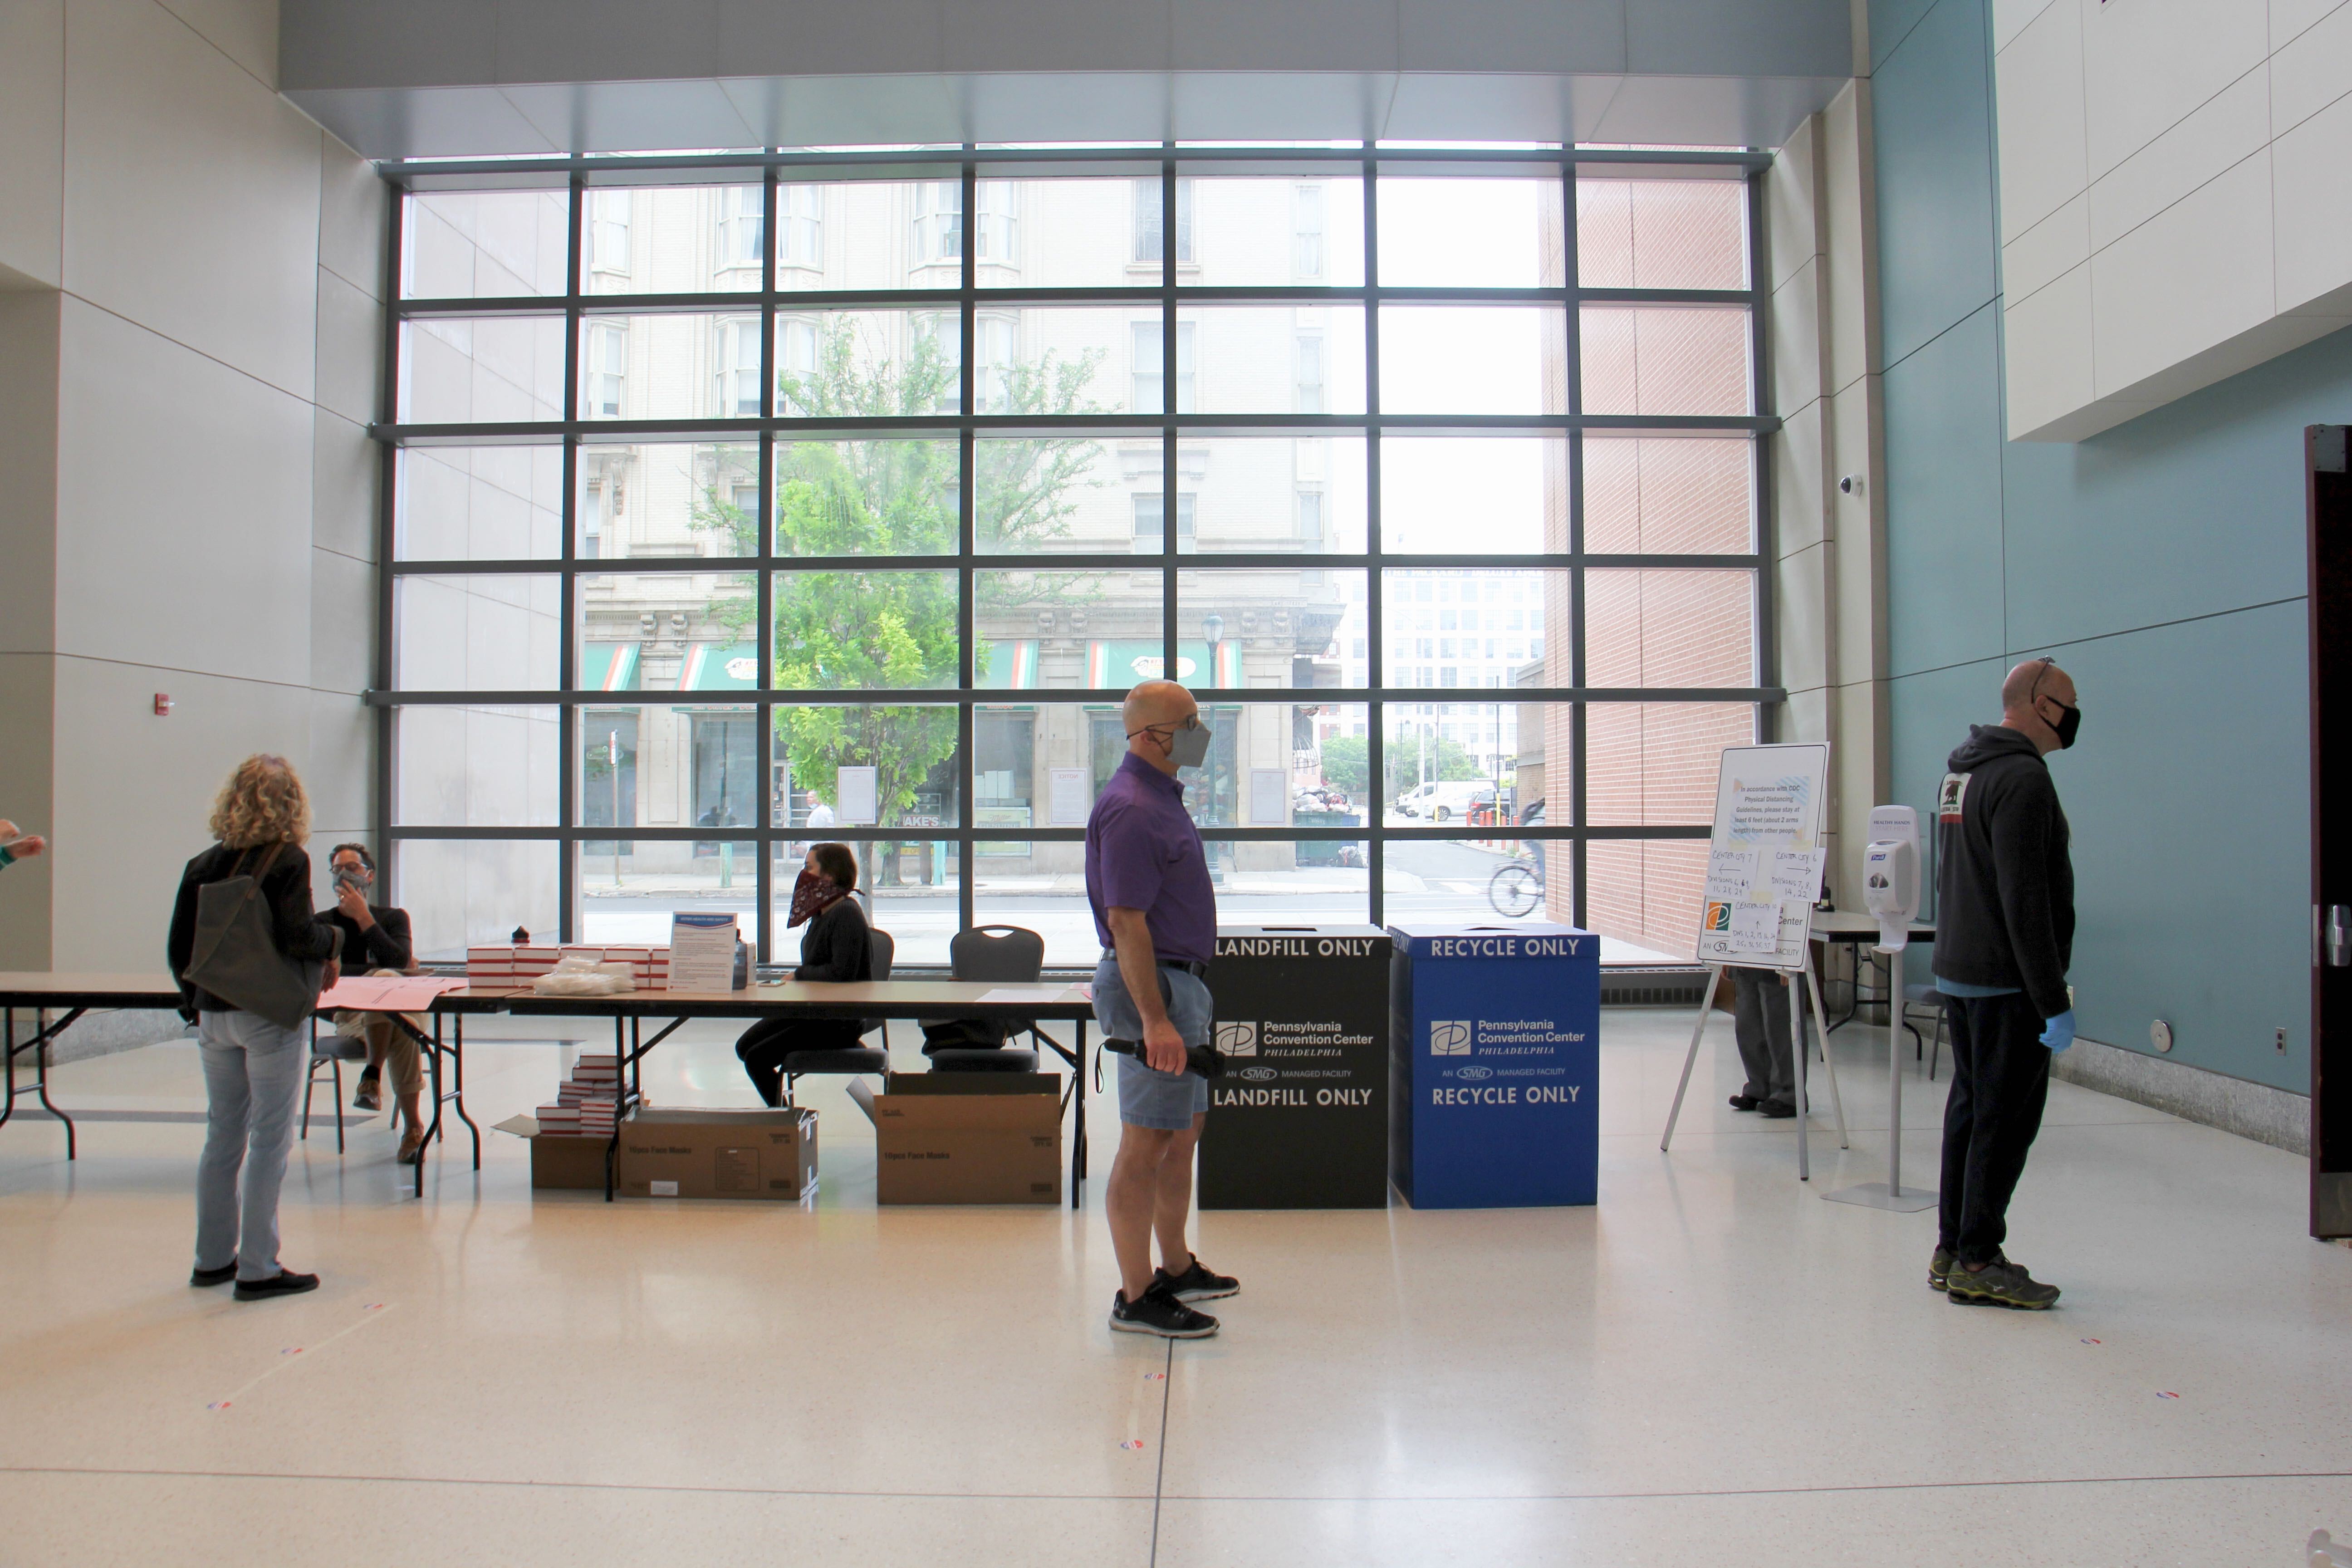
[{"xmin": 735, "ymin": 842, "xmax": 874, "ymax": 1106}]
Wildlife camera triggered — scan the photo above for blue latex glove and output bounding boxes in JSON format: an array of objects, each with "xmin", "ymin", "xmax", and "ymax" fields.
[{"xmin": 2040, "ymin": 1009, "xmax": 2076, "ymax": 1053}]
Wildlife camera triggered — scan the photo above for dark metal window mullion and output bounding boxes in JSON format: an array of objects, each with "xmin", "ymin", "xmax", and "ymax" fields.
[
  {"xmin": 756, "ymin": 162, "xmax": 780, "ymax": 962},
  {"xmin": 374, "ymin": 177, "xmax": 403, "ymax": 897},
  {"xmin": 1161, "ymin": 152, "xmax": 1180, "ymax": 694},
  {"xmin": 557, "ymin": 172, "xmax": 586, "ymax": 944},
  {"xmin": 1563, "ymin": 157, "xmax": 1589, "ymax": 931},
  {"xmin": 1362, "ymin": 152, "xmax": 1383, "ymax": 931},
  {"xmin": 959, "ymin": 152, "xmax": 980, "ymax": 940},
  {"xmin": 1747, "ymin": 168, "xmax": 1778, "ymax": 749}
]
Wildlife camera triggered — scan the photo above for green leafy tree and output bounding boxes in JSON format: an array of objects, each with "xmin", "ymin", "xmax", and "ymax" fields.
[{"xmin": 694, "ymin": 320, "xmax": 1109, "ymax": 881}]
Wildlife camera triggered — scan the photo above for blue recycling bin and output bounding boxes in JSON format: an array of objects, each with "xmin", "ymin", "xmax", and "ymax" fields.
[{"xmin": 1388, "ymin": 921, "xmax": 1600, "ymax": 1208}]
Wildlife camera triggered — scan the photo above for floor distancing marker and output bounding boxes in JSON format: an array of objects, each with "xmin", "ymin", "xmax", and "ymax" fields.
[{"xmin": 207, "ymin": 1302, "xmax": 393, "ymax": 1412}]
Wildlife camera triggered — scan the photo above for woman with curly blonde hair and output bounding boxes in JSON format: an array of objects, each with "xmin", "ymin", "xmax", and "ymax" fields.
[{"xmin": 166, "ymin": 755, "xmax": 344, "ymax": 1302}]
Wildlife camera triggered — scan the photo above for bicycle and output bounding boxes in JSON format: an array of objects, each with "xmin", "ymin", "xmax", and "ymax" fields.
[{"xmin": 1487, "ymin": 850, "xmax": 1545, "ymax": 917}]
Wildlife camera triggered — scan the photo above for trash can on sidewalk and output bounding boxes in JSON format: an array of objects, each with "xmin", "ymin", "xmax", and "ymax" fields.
[
  {"xmin": 1199, "ymin": 924, "xmax": 1391, "ymax": 1209},
  {"xmin": 1389, "ymin": 921, "xmax": 1599, "ymax": 1208}
]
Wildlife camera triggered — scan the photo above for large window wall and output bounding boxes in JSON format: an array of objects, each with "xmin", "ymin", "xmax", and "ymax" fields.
[{"xmin": 377, "ymin": 147, "xmax": 1780, "ymax": 966}]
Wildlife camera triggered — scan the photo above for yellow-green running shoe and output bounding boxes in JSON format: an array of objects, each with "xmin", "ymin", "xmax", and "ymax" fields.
[{"xmin": 1945, "ymin": 1258, "xmax": 2060, "ymax": 1309}]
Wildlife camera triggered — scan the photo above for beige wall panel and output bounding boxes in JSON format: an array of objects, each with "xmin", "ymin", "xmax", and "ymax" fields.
[
  {"xmin": 0, "ymin": 655, "xmax": 56, "ymax": 969},
  {"xmin": 54, "ymin": 297, "xmax": 314, "ymax": 681},
  {"xmin": 63, "ymin": 0, "xmax": 320, "ymax": 398},
  {"xmin": 0, "ymin": 294, "xmax": 62, "ymax": 656},
  {"xmin": 0, "ymin": 0, "xmax": 65, "ymax": 290}
]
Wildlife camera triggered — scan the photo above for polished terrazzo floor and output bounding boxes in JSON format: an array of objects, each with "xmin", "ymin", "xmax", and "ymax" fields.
[{"xmin": 1, "ymin": 1007, "xmax": 2345, "ymax": 1566}]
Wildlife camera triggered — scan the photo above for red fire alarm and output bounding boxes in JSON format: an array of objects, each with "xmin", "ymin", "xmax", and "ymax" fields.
[{"xmin": 153, "ymin": 694, "xmax": 174, "ymax": 716}]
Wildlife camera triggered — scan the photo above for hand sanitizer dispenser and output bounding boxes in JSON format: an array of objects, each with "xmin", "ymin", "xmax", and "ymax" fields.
[{"xmin": 1862, "ymin": 804, "xmax": 1919, "ymax": 953}]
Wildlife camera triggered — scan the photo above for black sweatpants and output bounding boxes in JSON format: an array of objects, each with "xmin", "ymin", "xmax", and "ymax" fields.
[
  {"xmin": 1730, "ymin": 966, "xmax": 1801, "ymax": 1103},
  {"xmin": 736, "ymin": 1018, "xmax": 864, "ymax": 1107},
  {"xmin": 1937, "ymin": 990, "xmax": 2052, "ymax": 1264}
]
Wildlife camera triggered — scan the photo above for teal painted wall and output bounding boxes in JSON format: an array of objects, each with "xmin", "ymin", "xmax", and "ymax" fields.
[{"xmin": 1871, "ymin": 0, "xmax": 2340, "ymax": 1093}]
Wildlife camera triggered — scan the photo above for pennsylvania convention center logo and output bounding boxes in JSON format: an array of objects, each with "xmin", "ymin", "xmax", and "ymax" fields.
[
  {"xmin": 1214, "ymin": 1021, "xmax": 1258, "ymax": 1057},
  {"xmin": 1430, "ymin": 1019, "xmax": 1474, "ymax": 1055}
]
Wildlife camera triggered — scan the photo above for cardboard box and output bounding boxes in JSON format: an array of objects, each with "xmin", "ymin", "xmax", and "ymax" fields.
[
  {"xmin": 529, "ymin": 1130, "xmax": 608, "ymax": 1191},
  {"xmin": 864, "ymin": 1073, "xmax": 1063, "ymax": 1205},
  {"xmin": 616, "ymin": 1107, "xmax": 818, "ymax": 1200}
]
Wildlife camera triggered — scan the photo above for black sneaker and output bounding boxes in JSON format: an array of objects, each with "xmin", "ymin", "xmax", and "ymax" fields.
[
  {"xmin": 1756, "ymin": 1098, "xmax": 1796, "ymax": 1118},
  {"xmin": 1110, "ymin": 1284, "xmax": 1219, "ymax": 1338},
  {"xmin": 1945, "ymin": 1258, "xmax": 2059, "ymax": 1310},
  {"xmin": 352, "ymin": 1073, "xmax": 381, "ymax": 1112},
  {"xmin": 190, "ymin": 1261, "xmax": 237, "ymax": 1287},
  {"xmin": 234, "ymin": 1269, "xmax": 321, "ymax": 1302},
  {"xmin": 1154, "ymin": 1256, "xmax": 1239, "ymax": 1302},
  {"xmin": 1928, "ymin": 1248, "xmax": 1955, "ymax": 1291},
  {"xmin": 1728, "ymin": 1093, "xmax": 1760, "ymax": 1111}
]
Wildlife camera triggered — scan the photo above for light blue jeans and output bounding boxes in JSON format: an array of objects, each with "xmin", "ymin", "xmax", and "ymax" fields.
[{"xmin": 196, "ymin": 1009, "xmax": 309, "ymax": 1282}]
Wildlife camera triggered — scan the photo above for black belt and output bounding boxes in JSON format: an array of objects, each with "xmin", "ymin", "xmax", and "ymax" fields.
[{"xmin": 1102, "ymin": 951, "xmax": 1209, "ymax": 978}]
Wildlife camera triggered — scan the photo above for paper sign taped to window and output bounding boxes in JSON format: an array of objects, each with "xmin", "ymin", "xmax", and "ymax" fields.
[
  {"xmin": 835, "ymin": 766, "xmax": 878, "ymax": 826},
  {"xmin": 1048, "ymin": 768, "xmax": 1090, "ymax": 827}
]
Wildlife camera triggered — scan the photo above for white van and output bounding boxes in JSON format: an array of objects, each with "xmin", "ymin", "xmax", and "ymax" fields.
[{"xmin": 1393, "ymin": 780, "xmax": 1497, "ymax": 822}]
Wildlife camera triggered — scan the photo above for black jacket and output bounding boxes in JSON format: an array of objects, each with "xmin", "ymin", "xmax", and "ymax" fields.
[
  {"xmin": 326, "ymin": 905, "xmax": 414, "ymax": 972},
  {"xmin": 792, "ymin": 896, "xmax": 872, "ymax": 984},
  {"xmin": 167, "ymin": 843, "xmax": 344, "ymax": 1019},
  {"xmin": 1931, "ymin": 724, "xmax": 2073, "ymax": 1019}
]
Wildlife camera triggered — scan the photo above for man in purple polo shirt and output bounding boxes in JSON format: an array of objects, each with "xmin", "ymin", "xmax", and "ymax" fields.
[{"xmin": 1088, "ymin": 679, "xmax": 1239, "ymax": 1339}]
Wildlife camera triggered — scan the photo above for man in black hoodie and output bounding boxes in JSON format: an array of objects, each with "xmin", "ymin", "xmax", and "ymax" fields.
[{"xmin": 1930, "ymin": 657, "xmax": 2080, "ymax": 1310}]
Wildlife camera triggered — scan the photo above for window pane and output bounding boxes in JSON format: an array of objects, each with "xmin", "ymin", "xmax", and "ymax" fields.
[
  {"xmin": 985, "ymin": 306, "xmax": 1147, "ymax": 415},
  {"xmin": 393, "ymin": 706, "xmax": 559, "ymax": 826},
  {"xmin": 394, "ymin": 575, "xmax": 560, "ymax": 691},
  {"xmin": 1384, "ymin": 839, "xmax": 1559, "ymax": 928},
  {"xmin": 1583, "ymin": 569, "xmax": 1755, "ymax": 686},
  {"xmin": 775, "ymin": 180, "xmax": 949, "ymax": 290},
  {"xmin": 1185, "ymin": 306, "xmax": 1366, "ymax": 416},
  {"xmin": 1188, "ymin": 174, "xmax": 1365, "ymax": 286},
  {"xmin": 397, "ymin": 316, "xmax": 565, "ymax": 424},
  {"xmin": 1375, "ymin": 175, "xmax": 1565, "ymax": 287},
  {"xmin": 1578, "ymin": 305, "xmax": 1752, "ymax": 417},
  {"xmin": 393, "ymin": 839, "xmax": 561, "ymax": 962},
  {"xmin": 576, "ymin": 705, "xmax": 759, "ymax": 841},
  {"xmin": 1378, "ymin": 568, "xmax": 1558, "ymax": 695},
  {"xmin": 770, "ymin": 706, "xmax": 963, "ymax": 834},
  {"xmin": 1382, "ymin": 697, "xmax": 1546, "ymax": 816},
  {"xmin": 774, "ymin": 438, "xmax": 960, "ymax": 558},
  {"xmin": 965, "ymin": 703, "xmax": 1122, "ymax": 850},
  {"xmin": 1583, "ymin": 437, "xmax": 1754, "ymax": 553},
  {"xmin": 1585, "ymin": 838, "xmax": 1711, "ymax": 962},
  {"xmin": 578, "ymin": 569, "xmax": 753, "ymax": 694},
  {"xmin": 581, "ymin": 313, "xmax": 767, "ymax": 422},
  {"xmin": 1192, "ymin": 435, "xmax": 1367, "ymax": 554},
  {"xmin": 579, "ymin": 442, "xmax": 758, "ymax": 560},
  {"xmin": 580, "ymin": 184, "xmax": 764, "ymax": 294},
  {"xmin": 1176, "ymin": 701, "xmax": 1371, "ymax": 828},
  {"xmin": 772, "ymin": 570, "xmax": 959, "ymax": 690},
  {"xmin": 1378, "ymin": 305, "xmax": 1566, "ymax": 415},
  {"xmin": 971, "ymin": 839, "xmax": 1098, "ymax": 970},
  {"xmin": 1585, "ymin": 702, "xmax": 1755, "ymax": 827},
  {"xmin": 395, "ymin": 445, "xmax": 563, "ymax": 561},
  {"xmin": 1177, "ymin": 568, "xmax": 1362, "ymax": 698},
  {"xmin": 972, "ymin": 177, "xmax": 1138, "ymax": 287},
  {"xmin": 1576, "ymin": 178, "xmax": 1749, "ymax": 290},
  {"xmin": 402, "ymin": 189, "xmax": 569, "ymax": 298},
  {"xmin": 775, "ymin": 308, "xmax": 961, "ymax": 415},
  {"xmin": 978, "ymin": 569, "xmax": 1163, "ymax": 686},
  {"xmin": 1380, "ymin": 435, "xmax": 1564, "ymax": 554},
  {"xmin": 975, "ymin": 433, "xmax": 1122, "ymax": 554},
  {"xmin": 578, "ymin": 841, "xmax": 757, "ymax": 947}
]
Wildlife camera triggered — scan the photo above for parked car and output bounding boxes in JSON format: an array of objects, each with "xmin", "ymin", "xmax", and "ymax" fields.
[{"xmin": 1392, "ymin": 780, "xmax": 1499, "ymax": 822}]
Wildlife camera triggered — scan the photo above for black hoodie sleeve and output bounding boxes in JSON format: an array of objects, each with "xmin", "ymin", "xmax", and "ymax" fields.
[
  {"xmin": 1988, "ymin": 771, "xmax": 2072, "ymax": 1019},
  {"xmin": 793, "ymin": 899, "xmax": 870, "ymax": 983}
]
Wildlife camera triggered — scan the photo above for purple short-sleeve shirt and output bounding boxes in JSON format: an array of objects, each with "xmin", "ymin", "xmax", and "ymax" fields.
[{"xmin": 1085, "ymin": 751, "xmax": 1216, "ymax": 962}]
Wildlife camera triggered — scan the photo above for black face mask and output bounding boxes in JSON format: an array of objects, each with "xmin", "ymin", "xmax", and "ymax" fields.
[{"xmin": 2041, "ymin": 699, "xmax": 2081, "ymax": 750}]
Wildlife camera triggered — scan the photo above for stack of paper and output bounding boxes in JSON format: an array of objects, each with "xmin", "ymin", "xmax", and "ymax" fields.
[{"xmin": 539, "ymin": 1054, "xmax": 622, "ymax": 1137}]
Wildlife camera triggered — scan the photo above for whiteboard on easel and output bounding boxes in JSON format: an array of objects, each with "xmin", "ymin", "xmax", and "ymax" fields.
[{"xmin": 1693, "ymin": 743, "xmax": 1831, "ymax": 973}]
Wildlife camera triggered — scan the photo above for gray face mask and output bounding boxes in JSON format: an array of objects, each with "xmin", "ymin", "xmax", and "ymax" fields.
[{"xmin": 1169, "ymin": 721, "xmax": 1213, "ymax": 770}]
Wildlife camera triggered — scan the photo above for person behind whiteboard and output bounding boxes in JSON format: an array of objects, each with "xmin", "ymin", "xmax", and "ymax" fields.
[
  {"xmin": 733, "ymin": 842, "xmax": 871, "ymax": 1107},
  {"xmin": 1725, "ymin": 967, "xmax": 1805, "ymax": 1118}
]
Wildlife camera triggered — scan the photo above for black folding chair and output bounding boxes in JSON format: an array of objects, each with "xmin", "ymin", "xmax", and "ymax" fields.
[
  {"xmin": 781, "ymin": 927, "xmax": 894, "ymax": 1104},
  {"xmin": 929, "ymin": 924, "xmax": 1051, "ymax": 1073}
]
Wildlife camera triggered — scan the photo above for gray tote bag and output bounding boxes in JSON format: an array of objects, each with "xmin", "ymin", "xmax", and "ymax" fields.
[{"xmin": 181, "ymin": 843, "xmax": 326, "ymax": 1030}]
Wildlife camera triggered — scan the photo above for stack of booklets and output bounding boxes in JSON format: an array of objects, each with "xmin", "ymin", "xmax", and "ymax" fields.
[{"xmin": 535, "ymin": 1054, "xmax": 622, "ymax": 1138}]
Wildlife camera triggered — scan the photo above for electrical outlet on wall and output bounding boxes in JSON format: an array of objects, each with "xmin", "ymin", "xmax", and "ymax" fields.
[{"xmin": 2278, "ymin": 1027, "xmax": 2289, "ymax": 1054}]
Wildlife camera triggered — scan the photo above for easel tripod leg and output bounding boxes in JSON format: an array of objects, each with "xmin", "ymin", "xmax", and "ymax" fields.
[
  {"xmin": 1804, "ymin": 966, "xmax": 1848, "ymax": 1150},
  {"xmin": 1660, "ymin": 964, "xmax": 1720, "ymax": 1152}
]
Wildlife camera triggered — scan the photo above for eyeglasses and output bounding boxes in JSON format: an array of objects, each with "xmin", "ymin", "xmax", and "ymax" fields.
[{"xmin": 1127, "ymin": 715, "xmax": 1203, "ymax": 739}]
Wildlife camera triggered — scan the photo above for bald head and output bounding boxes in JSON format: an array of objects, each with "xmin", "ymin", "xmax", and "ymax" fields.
[
  {"xmin": 1122, "ymin": 680, "xmax": 1200, "ymax": 774},
  {"xmin": 2000, "ymin": 658, "xmax": 2078, "ymax": 755}
]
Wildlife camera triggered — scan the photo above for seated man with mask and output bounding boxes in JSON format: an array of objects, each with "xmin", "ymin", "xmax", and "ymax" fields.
[{"xmin": 325, "ymin": 844, "xmax": 426, "ymax": 1161}]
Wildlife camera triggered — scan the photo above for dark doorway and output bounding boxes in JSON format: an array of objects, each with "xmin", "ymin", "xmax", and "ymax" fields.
[{"xmin": 2307, "ymin": 424, "xmax": 2351, "ymax": 1238}]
